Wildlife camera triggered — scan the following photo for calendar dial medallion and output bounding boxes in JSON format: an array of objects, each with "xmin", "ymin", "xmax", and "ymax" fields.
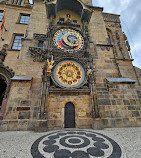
[
  {"xmin": 53, "ymin": 60, "xmax": 85, "ymax": 88},
  {"xmin": 53, "ymin": 29, "xmax": 84, "ymax": 53}
]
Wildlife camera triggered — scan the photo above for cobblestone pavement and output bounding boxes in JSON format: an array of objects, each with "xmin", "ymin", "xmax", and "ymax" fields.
[{"xmin": 0, "ymin": 128, "xmax": 141, "ymax": 158}]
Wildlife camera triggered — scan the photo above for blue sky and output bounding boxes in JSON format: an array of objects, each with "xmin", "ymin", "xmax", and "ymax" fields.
[{"xmin": 93, "ymin": 0, "xmax": 141, "ymax": 68}]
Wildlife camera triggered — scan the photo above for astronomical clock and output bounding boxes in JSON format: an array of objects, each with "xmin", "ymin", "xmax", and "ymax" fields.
[
  {"xmin": 53, "ymin": 60, "xmax": 85, "ymax": 88},
  {"xmin": 53, "ymin": 28, "xmax": 84, "ymax": 53},
  {"xmin": 52, "ymin": 28, "xmax": 86, "ymax": 89}
]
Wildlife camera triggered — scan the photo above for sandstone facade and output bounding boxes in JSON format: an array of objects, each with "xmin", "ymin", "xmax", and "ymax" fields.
[{"xmin": 0, "ymin": 0, "xmax": 141, "ymax": 131}]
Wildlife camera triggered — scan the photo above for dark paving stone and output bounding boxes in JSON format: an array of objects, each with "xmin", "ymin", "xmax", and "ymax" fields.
[
  {"xmin": 94, "ymin": 142, "xmax": 109, "ymax": 149},
  {"xmin": 43, "ymin": 145, "xmax": 59, "ymax": 153},
  {"xmin": 68, "ymin": 138, "xmax": 81, "ymax": 144},
  {"xmin": 54, "ymin": 149, "xmax": 71, "ymax": 158},
  {"xmin": 87, "ymin": 147, "xmax": 104, "ymax": 157},
  {"xmin": 57, "ymin": 132, "xmax": 67, "ymax": 136},
  {"xmin": 92, "ymin": 137, "xmax": 105, "ymax": 142},
  {"xmin": 43, "ymin": 139, "xmax": 56, "ymax": 145},
  {"xmin": 77, "ymin": 132, "xmax": 86, "ymax": 135},
  {"xmin": 71, "ymin": 151, "xmax": 90, "ymax": 158}
]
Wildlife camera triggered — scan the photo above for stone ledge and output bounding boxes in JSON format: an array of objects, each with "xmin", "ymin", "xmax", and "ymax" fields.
[
  {"xmin": 106, "ymin": 78, "xmax": 136, "ymax": 84},
  {"xmin": 11, "ymin": 76, "xmax": 32, "ymax": 81},
  {"xmin": 49, "ymin": 88, "xmax": 90, "ymax": 93}
]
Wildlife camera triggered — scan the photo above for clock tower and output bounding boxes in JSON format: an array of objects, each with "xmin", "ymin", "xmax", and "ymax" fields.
[
  {"xmin": 29, "ymin": 0, "xmax": 97, "ymax": 129},
  {"xmin": 1, "ymin": 0, "xmax": 141, "ymax": 131}
]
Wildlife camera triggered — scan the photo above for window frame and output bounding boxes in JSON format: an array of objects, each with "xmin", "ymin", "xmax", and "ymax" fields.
[
  {"xmin": 18, "ymin": 13, "xmax": 30, "ymax": 25},
  {"xmin": 11, "ymin": 34, "xmax": 24, "ymax": 51},
  {"xmin": 73, "ymin": 20, "xmax": 77, "ymax": 25},
  {"xmin": 59, "ymin": 18, "xmax": 65, "ymax": 23}
]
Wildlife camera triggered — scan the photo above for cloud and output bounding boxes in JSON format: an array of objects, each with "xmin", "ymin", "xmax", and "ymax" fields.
[{"xmin": 93, "ymin": 0, "xmax": 141, "ymax": 68}]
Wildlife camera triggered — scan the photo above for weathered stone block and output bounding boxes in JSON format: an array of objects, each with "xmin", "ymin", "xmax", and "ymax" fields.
[
  {"xmin": 7, "ymin": 121, "xmax": 18, "ymax": 131},
  {"xmin": 33, "ymin": 107, "xmax": 40, "ymax": 119},
  {"xmin": 131, "ymin": 111, "xmax": 140, "ymax": 117},
  {"xmin": 98, "ymin": 99, "xmax": 111, "ymax": 105},
  {"xmin": 18, "ymin": 111, "xmax": 30, "ymax": 119},
  {"xmin": 78, "ymin": 118, "xmax": 92, "ymax": 127},
  {"xmin": 111, "ymin": 100, "xmax": 116, "ymax": 105},
  {"xmin": 123, "ymin": 100, "xmax": 130, "ymax": 105},
  {"xmin": 103, "ymin": 119, "xmax": 108, "ymax": 126},
  {"xmin": 0, "ymin": 121, "xmax": 8, "ymax": 131},
  {"xmin": 92, "ymin": 118, "xmax": 104, "ymax": 130},
  {"xmin": 35, "ymin": 120, "xmax": 47, "ymax": 132},
  {"xmin": 110, "ymin": 119, "xmax": 116, "ymax": 127},
  {"xmin": 27, "ymin": 120, "xmax": 36, "ymax": 131},
  {"xmin": 20, "ymin": 100, "xmax": 30, "ymax": 106},
  {"xmin": 18, "ymin": 120, "xmax": 28, "ymax": 131},
  {"xmin": 5, "ymin": 112, "xmax": 18, "ymax": 120},
  {"xmin": 130, "ymin": 99, "xmax": 136, "ymax": 105},
  {"xmin": 136, "ymin": 118, "xmax": 141, "ymax": 126},
  {"xmin": 128, "ymin": 106, "xmax": 135, "ymax": 110},
  {"xmin": 123, "ymin": 118, "xmax": 130, "ymax": 127},
  {"xmin": 47, "ymin": 119, "xmax": 62, "ymax": 128},
  {"xmin": 115, "ymin": 119, "xmax": 123, "ymax": 127}
]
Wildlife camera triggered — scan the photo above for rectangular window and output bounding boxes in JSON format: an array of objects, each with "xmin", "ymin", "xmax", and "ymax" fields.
[
  {"xmin": 12, "ymin": 0, "xmax": 22, "ymax": 5},
  {"xmin": 12, "ymin": 35, "xmax": 24, "ymax": 50},
  {"xmin": 73, "ymin": 20, "xmax": 77, "ymax": 25},
  {"xmin": 20, "ymin": 14, "xmax": 30, "ymax": 24},
  {"xmin": 0, "ymin": 11, "xmax": 3, "ymax": 22}
]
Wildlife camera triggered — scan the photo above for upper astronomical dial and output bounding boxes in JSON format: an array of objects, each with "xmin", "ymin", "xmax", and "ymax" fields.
[{"xmin": 53, "ymin": 29, "xmax": 84, "ymax": 53}]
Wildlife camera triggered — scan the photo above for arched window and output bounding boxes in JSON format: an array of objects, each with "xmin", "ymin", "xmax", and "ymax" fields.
[
  {"xmin": 106, "ymin": 29, "xmax": 113, "ymax": 45},
  {"xmin": 107, "ymin": 33, "xmax": 112, "ymax": 45}
]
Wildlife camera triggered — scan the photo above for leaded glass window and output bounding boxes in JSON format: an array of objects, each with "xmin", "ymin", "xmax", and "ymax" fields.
[
  {"xmin": 12, "ymin": 35, "xmax": 24, "ymax": 50},
  {"xmin": 20, "ymin": 14, "xmax": 30, "ymax": 24},
  {"xmin": 0, "ymin": 11, "xmax": 3, "ymax": 21}
]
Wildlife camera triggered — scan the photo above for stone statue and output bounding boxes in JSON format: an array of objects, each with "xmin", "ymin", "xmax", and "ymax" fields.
[
  {"xmin": 123, "ymin": 32, "xmax": 127, "ymax": 41},
  {"xmin": 116, "ymin": 31, "xmax": 120, "ymax": 40},
  {"xmin": 126, "ymin": 40, "xmax": 131, "ymax": 52},
  {"xmin": 66, "ymin": 14, "xmax": 71, "ymax": 24},
  {"xmin": 123, "ymin": 32, "xmax": 131, "ymax": 52},
  {"xmin": 87, "ymin": 66, "xmax": 95, "ymax": 78},
  {"xmin": 47, "ymin": 56, "xmax": 54, "ymax": 76},
  {"xmin": 42, "ymin": 64, "xmax": 46, "ymax": 76}
]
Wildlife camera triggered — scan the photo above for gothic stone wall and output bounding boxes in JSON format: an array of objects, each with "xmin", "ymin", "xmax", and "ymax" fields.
[
  {"xmin": 47, "ymin": 93, "xmax": 92, "ymax": 129},
  {"xmin": 0, "ymin": 4, "xmax": 32, "ymax": 71},
  {"xmin": 0, "ymin": 3, "xmax": 141, "ymax": 131},
  {"xmin": 89, "ymin": 9, "xmax": 141, "ymax": 127},
  {"xmin": 98, "ymin": 84, "xmax": 141, "ymax": 127}
]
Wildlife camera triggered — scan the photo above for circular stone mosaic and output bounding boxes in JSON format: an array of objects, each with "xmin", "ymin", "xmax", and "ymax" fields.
[
  {"xmin": 53, "ymin": 60, "xmax": 85, "ymax": 88},
  {"xmin": 53, "ymin": 28, "xmax": 84, "ymax": 53},
  {"xmin": 31, "ymin": 130, "xmax": 122, "ymax": 158}
]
